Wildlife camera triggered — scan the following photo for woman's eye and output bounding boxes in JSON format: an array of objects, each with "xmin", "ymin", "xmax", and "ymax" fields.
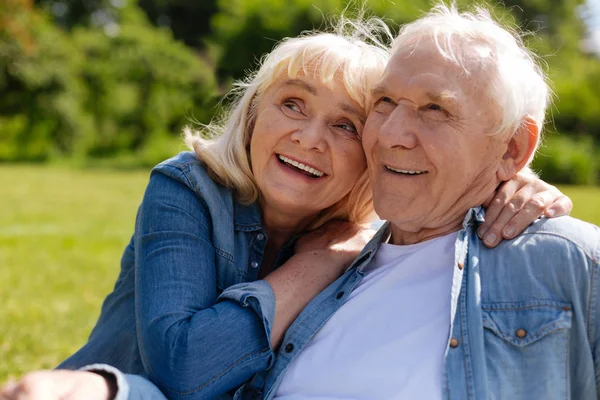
[
  {"xmin": 336, "ymin": 121, "xmax": 358, "ymax": 134},
  {"xmin": 283, "ymin": 100, "xmax": 301, "ymax": 112}
]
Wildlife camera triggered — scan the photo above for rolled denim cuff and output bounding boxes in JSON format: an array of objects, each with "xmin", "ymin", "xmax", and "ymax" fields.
[
  {"xmin": 218, "ymin": 280, "xmax": 276, "ymax": 363},
  {"xmin": 80, "ymin": 364, "xmax": 129, "ymax": 400}
]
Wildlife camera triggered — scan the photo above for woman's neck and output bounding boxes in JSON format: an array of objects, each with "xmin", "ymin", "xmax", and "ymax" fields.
[
  {"xmin": 262, "ymin": 211, "xmax": 313, "ymax": 250},
  {"xmin": 258, "ymin": 201, "xmax": 318, "ymax": 276}
]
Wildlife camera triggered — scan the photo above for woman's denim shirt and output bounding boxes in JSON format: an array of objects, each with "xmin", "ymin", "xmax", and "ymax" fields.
[
  {"xmin": 58, "ymin": 151, "xmax": 292, "ymax": 398},
  {"xmin": 109, "ymin": 208, "xmax": 600, "ymax": 400}
]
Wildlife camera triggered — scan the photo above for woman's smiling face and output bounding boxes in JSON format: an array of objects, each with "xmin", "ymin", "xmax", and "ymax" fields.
[{"xmin": 249, "ymin": 73, "xmax": 368, "ymax": 220}]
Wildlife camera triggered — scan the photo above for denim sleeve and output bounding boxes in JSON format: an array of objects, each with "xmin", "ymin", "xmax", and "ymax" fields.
[
  {"xmin": 591, "ymin": 236, "xmax": 600, "ymax": 395},
  {"xmin": 135, "ymin": 170, "xmax": 274, "ymax": 399}
]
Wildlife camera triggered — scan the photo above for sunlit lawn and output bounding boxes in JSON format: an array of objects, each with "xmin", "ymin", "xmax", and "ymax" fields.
[
  {"xmin": 0, "ymin": 165, "xmax": 149, "ymax": 383},
  {"xmin": 1, "ymin": 165, "xmax": 599, "ymax": 383}
]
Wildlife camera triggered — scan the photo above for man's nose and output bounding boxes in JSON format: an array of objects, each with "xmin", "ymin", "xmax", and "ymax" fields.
[
  {"xmin": 290, "ymin": 120, "xmax": 328, "ymax": 152},
  {"xmin": 377, "ymin": 104, "xmax": 419, "ymax": 150}
]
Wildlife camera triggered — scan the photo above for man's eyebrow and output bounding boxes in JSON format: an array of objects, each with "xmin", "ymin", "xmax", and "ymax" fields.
[
  {"xmin": 282, "ymin": 79, "xmax": 317, "ymax": 95},
  {"xmin": 426, "ymin": 90, "xmax": 458, "ymax": 103},
  {"xmin": 370, "ymin": 84, "xmax": 386, "ymax": 98}
]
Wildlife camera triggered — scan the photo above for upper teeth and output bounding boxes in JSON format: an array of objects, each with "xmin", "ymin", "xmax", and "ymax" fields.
[
  {"xmin": 385, "ymin": 166, "xmax": 425, "ymax": 175},
  {"xmin": 278, "ymin": 155, "xmax": 324, "ymax": 177}
]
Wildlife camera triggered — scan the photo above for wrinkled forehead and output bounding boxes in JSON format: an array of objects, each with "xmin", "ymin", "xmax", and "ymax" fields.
[
  {"xmin": 381, "ymin": 39, "xmax": 502, "ymax": 130},
  {"xmin": 385, "ymin": 38, "xmax": 495, "ymax": 97}
]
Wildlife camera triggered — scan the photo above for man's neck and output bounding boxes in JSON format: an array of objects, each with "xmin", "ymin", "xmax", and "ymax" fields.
[{"xmin": 389, "ymin": 220, "xmax": 463, "ymax": 245}]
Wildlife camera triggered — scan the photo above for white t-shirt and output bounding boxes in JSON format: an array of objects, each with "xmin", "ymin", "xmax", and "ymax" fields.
[{"xmin": 274, "ymin": 232, "xmax": 458, "ymax": 400}]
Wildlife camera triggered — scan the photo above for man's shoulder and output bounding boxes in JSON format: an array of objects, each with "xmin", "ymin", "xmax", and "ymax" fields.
[
  {"xmin": 477, "ymin": 216, "xmax": 600, "ymax": 307},
  {"xmin": 517, "ymin": 216, "xmax": 600, "ymax": 261},
  {"xmin": 477, "ymin": 216, "xmax": 600, "ymax": 285}
]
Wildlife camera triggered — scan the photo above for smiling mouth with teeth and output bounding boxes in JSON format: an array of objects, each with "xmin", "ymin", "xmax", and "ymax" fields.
[
  {"xmin": 385, "ymin": 165, "xmax": 427, "ymax": 175},
  {"xmin": 278, "ymin": 155, "xmax": 325, "ymax": 178}
]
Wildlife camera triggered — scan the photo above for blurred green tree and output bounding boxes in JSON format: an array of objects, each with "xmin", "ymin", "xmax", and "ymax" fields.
[
  {"xmin": 1, "ymin": 0, "xmax": 217, "ymax": 162},
  {"xmin": 137, "ymin": 0, "xmax": 218, "ymax": 48},
  {"xmin": 209, "ymin": 0, "xmax": 344, "ymax": 80},
  {"xmin": 34, "ymin": 0, "xmax": 117, "ymax": 29},
  {"xmin": 71, "ymin": 4, "xmax": 217, "ymax": 157},
  {"xmin": 0, "ymin": 0, "xmax": 90, "ymax": 160}
]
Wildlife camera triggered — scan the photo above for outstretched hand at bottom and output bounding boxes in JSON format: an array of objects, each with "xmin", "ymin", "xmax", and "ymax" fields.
[{"xmin": 0, "ymin": 370, "xmax": 112, "ymax": 400}]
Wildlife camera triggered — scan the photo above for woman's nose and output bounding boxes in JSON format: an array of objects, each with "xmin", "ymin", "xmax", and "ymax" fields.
[{"xmin": 290, "ymin": 121, "xmax": 328, "ymax": 152}]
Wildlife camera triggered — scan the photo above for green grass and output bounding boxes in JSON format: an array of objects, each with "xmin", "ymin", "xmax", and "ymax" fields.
[
  {"xmin": 0, "ymin": 165, "xmax": 149, "ymax": 383},
  {"xmin": 556, "ymin": 185, "xmax": 600, "ymax": 227},
  {"xmin": 1, "ymin": 165, "xmax": 599, "ymax": 384}
]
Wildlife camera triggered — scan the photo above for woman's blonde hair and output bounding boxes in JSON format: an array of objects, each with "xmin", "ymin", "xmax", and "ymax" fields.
[{"xmin": 185, "ymin": 16, "xmax": 391, "ymax": 229}]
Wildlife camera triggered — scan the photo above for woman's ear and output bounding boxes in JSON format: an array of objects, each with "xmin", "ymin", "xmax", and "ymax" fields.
[{"xmin": 497, "ymin": 117, "xmax": 539, "ymax": 181}]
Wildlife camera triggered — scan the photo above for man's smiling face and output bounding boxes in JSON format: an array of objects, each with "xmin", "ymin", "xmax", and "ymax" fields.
[{"xmin": 362, "ymin": 39, "xmax": 509, "ymax": 240}]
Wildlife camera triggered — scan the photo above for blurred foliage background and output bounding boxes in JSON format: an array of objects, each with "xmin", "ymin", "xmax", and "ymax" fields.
[{"xmin": 1, "ymin": 0, "xmax": 599, "ymax": 182}]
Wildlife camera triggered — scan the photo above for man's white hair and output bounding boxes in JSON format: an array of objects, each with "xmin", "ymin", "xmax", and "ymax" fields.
[{"xmin": 392, "ymin": 3, "xmax": 550, "ymax": 147}]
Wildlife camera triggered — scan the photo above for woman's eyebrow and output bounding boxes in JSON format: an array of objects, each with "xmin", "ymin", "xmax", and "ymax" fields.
[
  {"xmin": 283, "ymin": 79, "xmax": 317, "ymax": 95},
  {"xmin": 283, "ymin": 79, "xmax": 364, "ymax": 124}
]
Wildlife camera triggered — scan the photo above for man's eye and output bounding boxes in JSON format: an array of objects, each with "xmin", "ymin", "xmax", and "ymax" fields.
[
  {"xmin": 427, "ymin": 103, "xmax": 444, "ymax": 112},
  {"xmin": 372, "ymin": 96, "xmax": 395, "ymax": 113}
]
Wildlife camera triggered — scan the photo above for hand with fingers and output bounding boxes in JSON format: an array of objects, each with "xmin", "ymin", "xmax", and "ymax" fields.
[
  {"xmin": 479, "ymin": 168, "xmax": 573, "ymax": 248},
  {"xmin": 0, "ymin": 370, "xmax": 114, "ymax": 400},
  {"xmin": 294, "ymin": 220, "xmax": 376, "ymax": 268}
]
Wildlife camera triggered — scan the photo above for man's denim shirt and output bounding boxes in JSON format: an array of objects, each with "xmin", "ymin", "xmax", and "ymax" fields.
[
  {"xmin": 111, "ymin": 205, "xmax": 600, "ymax": 400},
  {"xmin": 57, "ymin": 152, "xmax": 295, "ymax": 399}
]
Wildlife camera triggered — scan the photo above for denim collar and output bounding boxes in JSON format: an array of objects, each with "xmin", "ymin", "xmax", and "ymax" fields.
[
  {"xmin": 463, "ymin": 206, "xmax": 485, "ymax": 228},
  {"xmin": 347, "ymin": 207, "xmax": 484, "ymax": 273},
  {"xmin": 233, "ymin": 200, "xmax": 263, "ymax": 232}
]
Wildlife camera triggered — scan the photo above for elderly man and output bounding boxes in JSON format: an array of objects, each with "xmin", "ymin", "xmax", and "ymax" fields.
[
  {"xmin": 1, "ymin": 4, "xmax": 597, "ymax": 400},
  {"xmin": 247, "ymin": 4, "xmax": 600, "ymax": 400}
]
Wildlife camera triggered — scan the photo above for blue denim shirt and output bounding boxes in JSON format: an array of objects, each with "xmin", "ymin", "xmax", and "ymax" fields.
[
  {"xmin": 58, "ymin": 152, "xmax": 294, "ymax": 399},
  {"xmin": 111, "ymin": 208, "xmax": 600, "ymax": 399}
]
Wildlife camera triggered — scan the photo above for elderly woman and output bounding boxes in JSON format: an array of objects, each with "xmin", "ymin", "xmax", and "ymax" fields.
[{"xmin": 1, "ymin": 15, "xmax": 572, "ymax": 400}]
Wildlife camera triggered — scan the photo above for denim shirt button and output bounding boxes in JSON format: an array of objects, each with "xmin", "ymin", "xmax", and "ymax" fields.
[
  {"xmin": 516, "ymin": 329, "xmax": 527, "ymax": 338},
  {"xmin": 250, "ymin": 261, "xmax": 259, "ymax": 269},
  {"xmin": 457, "ymin": 261, "xmax": 464, "ymax": 270},
  {"xmin": 285, "ymin": 343, "xmax": 294, "ymax": 353},
  {"xmin": 257, "ymin": 233, "xmax": 265, "ymax": 240},
  {"xmin": 449, "ymin": 338, "xmax": 459, "ymax": 348}
]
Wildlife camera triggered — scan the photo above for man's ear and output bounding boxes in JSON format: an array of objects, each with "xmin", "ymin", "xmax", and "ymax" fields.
[{"xmin": 497, "ymin": 117, "xmax": 539, "ymax": 181}]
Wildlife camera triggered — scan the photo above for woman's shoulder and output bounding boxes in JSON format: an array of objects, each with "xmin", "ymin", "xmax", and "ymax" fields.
[
  {"xmin": 154, "ymin": 150, "xmax": 206, "ymax": 174},
  {"xmin": 151, "ymin": 151, "xmax": 233, "ymax": 203},
  {"xmin": 147, "ymin": 152, "xmax": 262, "ymax": 229}
]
